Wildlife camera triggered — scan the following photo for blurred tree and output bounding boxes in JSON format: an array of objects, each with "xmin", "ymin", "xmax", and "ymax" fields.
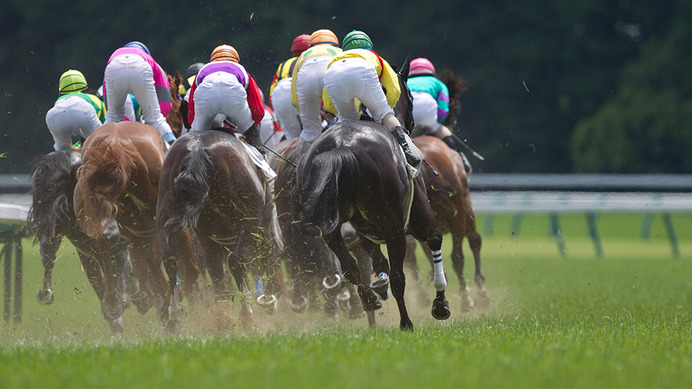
[{"xmin": 0, "ymin": 0, "xmax": 687, "ymax": 174}]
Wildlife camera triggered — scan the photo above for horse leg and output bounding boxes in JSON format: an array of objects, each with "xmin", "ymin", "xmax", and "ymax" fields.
[
  {"xmin": 323, "ymin": 231, "xmax": 382, "ymax": 315},
  {"xmin": 403, "ymin": 235, "xmax": 429, "ymax": 307},
  {"xmin": 449, "ymin": 227, "xmax": 473, "ymax": 311},
  {"xmin": 360, "ymin": 238, "xmax": 391, "ymax": 301},
  {"xmin": 99, "ymin": 219, "xmax": 129, "ymax": 332},
  {"xmin": 158, "ymin": 226, "xmax": 183, "ymax": 332},
  {"xmin": 467, "ymin": 229, "xmax": 489, "ymax": 307},
  {"xmin": 127, "ymin": 242, "xmax": 157, "ymax": 314},
  {"xmin": 229, "ymin": 234, "xmax": 254, "ymax": 330},
  {"xmin": 408, "ymin": 177, "xmax": 450, "ymax": 321},
  {"xmin": 35, "ymin": 237, "xmax": 61, "ymax": 304},
  {"xmin": 385, "ymin": 234, "xmax": 415, "ymax": 330},
  {"xmin": 76, "ymin": 251, "xmax": 105, "ymax": 302}
]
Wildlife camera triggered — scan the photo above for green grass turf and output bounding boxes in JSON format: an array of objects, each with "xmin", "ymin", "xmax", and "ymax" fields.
[{"xmin": 1, "ymin": 213, "xmax": 691, "ymax": 388}]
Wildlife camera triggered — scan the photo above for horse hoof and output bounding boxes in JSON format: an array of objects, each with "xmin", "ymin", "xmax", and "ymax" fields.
[
  {"xmin": 288, "ymin": 295, "xmax": 307, "ymax": 313},
  {"xmin": 337, "ymin": 288, "xmax": 351, "ymax": 301},
  {"xmin": 476, "ymin": 289, "xmax": 490, "ymax": 308},
  {"xmin": 432, "ymin": 297, "xmax": 451, "ymax": 320},
  {"xmin": 322, "ymin": 274, "xmax": 342, "ymax": 289},
  {"xmin": 370, "ymin": 277, "xmax": 390, "ymax": 300},
  {"xmin": 361, "ymin": 291, "xmax": 382, "ymax": 312},
  {"xmin": 36, "ymin": 289, "xmax": 54, "ymax": 305},
  {"xmin": 257, "ymin": 294, "xmax": 278, "ymax": 314},
  {"xmin": 165, "ymin": 319, "xmax": 181, "ymax": 335},
  {"xmin": 110, "ymin": 317, "xmax": 124, "ymax": 333}
]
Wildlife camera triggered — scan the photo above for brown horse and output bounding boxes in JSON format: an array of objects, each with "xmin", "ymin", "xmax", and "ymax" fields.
[
  {"xmin": 292, "ymin": 57, "xmax": 451, "ymax": 330},
  {"xmin": 74, "ymin": 121, "xmax": 191, "ymax": 331},
  {"xmin": 157, "ymin": 129, "xmax": 281, "ymax": 333},
  {"xmin": 407, "ymin": 136, "xmax": 488, "ymax": 310},
  {"xmin": 28, "ymin": 149, "xmax": 106, "ymax": 305}
]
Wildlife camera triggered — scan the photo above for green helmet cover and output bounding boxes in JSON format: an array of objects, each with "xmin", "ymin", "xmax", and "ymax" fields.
[{"xmin": 342, "ymin": 30, "xmax": 373, "ymax": 51}]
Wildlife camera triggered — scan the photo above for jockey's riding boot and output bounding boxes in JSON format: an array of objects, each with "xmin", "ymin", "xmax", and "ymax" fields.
[
  {"xmin": 391, "ymin": 126, "xmax": 421, "ymax": 167},
  {"xmin": 442, "ymin": 135, "xmax": 472, "ymax": 174},
  {"xmin": 243, "ymin": 125, "xmax": 265, "ymax": 155}
]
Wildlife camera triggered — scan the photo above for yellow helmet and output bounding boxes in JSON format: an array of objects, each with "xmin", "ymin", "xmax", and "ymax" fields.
[
  {"xmin": 59, "ymin": 69, "xmax": 88, "ymax": 95},
  {"xmin": 308, "ymin": 29, "xmax": 339, "ymax": 47},
  {"xmin": 210, "ymin": 44, "xmax": 240, "ymax": 63}
]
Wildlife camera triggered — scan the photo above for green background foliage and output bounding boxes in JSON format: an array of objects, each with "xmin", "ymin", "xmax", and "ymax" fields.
[{"xmin": 1, "ymin": 0, "xmax": 690, "ymax": 173}]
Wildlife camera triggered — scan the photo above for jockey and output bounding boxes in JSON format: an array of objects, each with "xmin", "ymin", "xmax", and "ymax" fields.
[
  {"xmin": 178, "ymin": 62, "xmax": 204, "ymax": 130},
  {"xmin": 97, "ymin": 85, "xmax": 141, "ymax": 122},
  {"xmin": 102, "ymin": 41, "xmax": 177, "ymax": 145},
  {"xmin": 45, "ymin": 69, "xmax": 105, "ymax": 151},
  {"xmin": 268, "ymin": 33, "xmax": 309, "ymax": 140},
  {"xmin": 322, "ymin": 30, "xmax": 422, "ymax": 168},
  {"xmin": 179, "ymin": 62, "xmax": 205, "ymax": 103},
  {"xmin": 408, "ymin": 57, "xmax": 472, "ymax": 173},
  {"xmin": 290, "ymin": 29, "xmax": 342, "ymax": 143},
  {"xmin": 186, "ymin": 44, "xmax": 265, "ymax": 153}
]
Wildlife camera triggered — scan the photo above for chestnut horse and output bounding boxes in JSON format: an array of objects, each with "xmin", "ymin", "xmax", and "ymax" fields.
[
  {"xmin": 157, "ymin": 129, "xmax": 282, "ymax": 333},
  {"xmin": 407, "ymin": 136, "xmax": 488, "ymax": 310},
  {"xmin": 73, "ymin": 121, "xmax": 197, "ymax": 331},
  {"xmin": 30, "ymin": 72, "xmax": 187, "ymax": 314},
  {"xmin": 292, "ymin": 58, "xmax": 451, "ymax": 330}
]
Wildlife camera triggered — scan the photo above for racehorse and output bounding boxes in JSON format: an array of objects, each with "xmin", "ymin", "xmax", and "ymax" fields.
[
  {"xmin": 28, "ymin": 149, "xmax": 106, "ymax": 305},
  {"xmin": 292, "ymin": 57, "xmax": 451, "ymax": 330},
  {"xmin": 407, "ymin": 136, "xmax": 488, "ymax": 310},
  {"xmin": 270, "ymin": 138, "xmax": 359, "ymax": 319},
  {"xmin": 73, "ymin": 121, "xmax": 195, "ymax": 331},
  {"xmin": 157, "ymin": 129, "xmax": 282, "ymax": 333}
]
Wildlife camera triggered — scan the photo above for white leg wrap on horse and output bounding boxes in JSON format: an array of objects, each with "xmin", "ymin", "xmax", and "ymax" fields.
[{"xmin": 432, "ymin": 250, "xmax": 447, "ymax": 291}]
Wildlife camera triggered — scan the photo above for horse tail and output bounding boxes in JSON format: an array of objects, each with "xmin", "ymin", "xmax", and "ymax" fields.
[
  {"xmin": 440, "ymin": 69, "xmax": 469, "ymax": 128},
  {"xmin": 167, "ymin": 142, "xmax": 212, "ymax": 231},
  {"xmin": 27, "ymin": 150, "xmax": 80, "ymax": 242},
  {"xmin": 77, "ymin": 141, "xmax": 138, "ymax": 236},
  {"xmin": 296, "ymin": 146, "xmax": 358, "ymax": 236}
]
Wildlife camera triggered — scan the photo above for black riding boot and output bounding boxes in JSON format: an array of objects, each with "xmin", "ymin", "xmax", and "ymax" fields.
[
  {"xmin": 441, "ymin": 135, "xmax": 472, "ymax": 174},
  {"xmin": 243, "ymin": 125, "xmax": 265, "ymax": 155},
  {"xmin": 391, "ymin": 126, "xmax": 421, "ymax": 166}
]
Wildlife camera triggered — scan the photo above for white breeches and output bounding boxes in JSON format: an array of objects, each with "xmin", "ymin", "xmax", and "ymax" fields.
[
  {"xmin": 259, "ymin": 108, "xmax": 283, "ymax": 151},
  {"xmin": 103, "ymin": 54, "xmax": 173, "ymax": 138},
  {"xmin": 324, "ymin": 57, "xmax": 394, "ymax": 124},
  {"xmin": 45, "ymin": 96, "xmax": 102, "ymax": 151},
  {"xmin": 295, "ymin": 56, "xmax": 331, "ymax": 142},
  {"xmin": 190, "ymin": 72, "xmax": 254, "ymax": 133},
  {"xmin": 271, "ymin": 78, "xmax": 301, "ymax": 140},
  {"xmin": 411, "ymin": 91, "xmax": 442, "ymax": 134}
]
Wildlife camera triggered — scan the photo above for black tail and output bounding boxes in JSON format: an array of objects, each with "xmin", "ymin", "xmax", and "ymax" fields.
[
  {"xmin": 167, "ymin": 142, "xmax": 213, "ymax": 231},
  {"xmin": 27, "ymin": 150, "xmax": 80, "ymax": 242},
  {"xmin": 295, "ymin": 146, "xmax": 358, "ymax": 236}
]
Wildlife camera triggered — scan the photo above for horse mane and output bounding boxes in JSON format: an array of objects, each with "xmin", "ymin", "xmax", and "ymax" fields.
[
  {"xmin": 166, "ymin": 138, "xmax": 213, "ymax": 231},
  {"xmin": 166, "ymin": 72, "xmax": 184, "ymax": 138},
  {"xmin": 439, "ymin": 69, "xmax": 469, "ymax": 128},
  {"xmin": 27, "ymin": 150, "xmax": 80, "ymax": 241},
  {"xmin": 296, "ymin": 145, "xmax": 359, "ymax": 236},
  {"xmin": 76, "ymin": 141, "xmax": 141, "ymax": 236}
]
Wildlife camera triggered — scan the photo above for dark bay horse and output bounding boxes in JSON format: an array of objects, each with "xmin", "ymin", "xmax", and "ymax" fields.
[
  {"xmin": 73, "ymin": 121, "xmax": 195, "ymax": 331},
  {"xmin": 270, "ymin": 139, "xmax": 358, "ymax": 318},
  {"xmin": 157, "ymin": 129, "xmax": 282, "ymax": 333},
  {"xmin": 28, "ymin": 149, "xmax": 105, "ymax": 305},
  {"xmin": 292, "ymin": 60, "xmax": 450, "ymax": 330},
  {"xmin": 408, "ymin": 136, "xmax": 488, "ymax": 310}
]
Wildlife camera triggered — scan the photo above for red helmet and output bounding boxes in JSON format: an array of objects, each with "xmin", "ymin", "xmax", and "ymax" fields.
[
  {"xmin": 409, "ymin": 57, "xmax": 436, "ymax": 77},
  {"xmin": 290, "ymin": 34, "xmax": 310, "ymax": 57}
]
